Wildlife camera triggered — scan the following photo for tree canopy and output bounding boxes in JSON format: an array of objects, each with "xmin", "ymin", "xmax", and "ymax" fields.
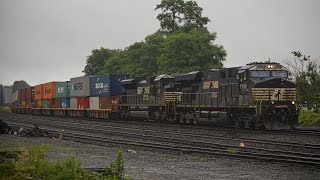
[
  {"xmin": 155, "ymin": 0, "xmax": 210, "ymax": 33},
  {"xmin": 83, "ymin": 0, "xmax": 226, "ymax": 78},
  {"xmin": 83, "ymin": 48, "xmax": 118, "ymax": 75},
  {"xmin": 286, "ymin": 51, "xmax": 320, "ymax": 112},
  {"xmin": 12, "ymin": 80, "xmax": 30, "ymax": 92}
]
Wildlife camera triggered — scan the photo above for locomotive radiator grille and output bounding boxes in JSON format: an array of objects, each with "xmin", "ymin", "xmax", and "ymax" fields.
[
  {"xmin": 164, "ymin": 92, "xmax": 181, "ymax": 102},
  {"xmin": 252, "ymin": 88, "xmax": 296, "ymax": 101}
]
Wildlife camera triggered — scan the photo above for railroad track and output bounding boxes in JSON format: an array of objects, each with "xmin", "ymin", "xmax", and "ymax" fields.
[
  {"xmin": 2, "ymin": 113, "xmax": 320, "ymax": 155},
  {"xmin": 2, "ymin": 114, "xmax": 320, "ymax": 168},
  {"xmin": 2, "ymin": 113, "xmax": 320, "ymax": 153},
  {"xmin": 4, "ymin": 112, "xmax": 320, "ymax": 138},
  {"xmin": 6, "ymin": 121, "xmax": 320, "ymax": 168}
]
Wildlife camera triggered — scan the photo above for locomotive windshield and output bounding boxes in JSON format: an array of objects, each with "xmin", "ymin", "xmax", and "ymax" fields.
[
  {"xmin": 271, "ymin": 71, "xmax": 288, "ymax": 78},
  {"xmin": 250, "ymin": 70, "xmax": 288, "ymax": 78},
  {"xmin": 250, "ymin": 71, "xmax": 270, "ymax": 78}
]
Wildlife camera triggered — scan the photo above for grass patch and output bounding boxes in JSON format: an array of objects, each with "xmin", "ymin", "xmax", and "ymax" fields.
[
  {"xmin": 0, "ymin": 145, "xmax": 129, "ymax": 180},
  {"xmin": 0, "ymin": 106, "xmax": 11, "ymax": 112},
  {"xmin": 131, "ymin": 140, "xmax": 140, "ymax": 145},
  {"xmin": 299, "ymin": 110, "xmax": 320, "ymax": 127},
  {"xmin": 227, "ymin": 147, "xmax": 238, "ymax": 154}
]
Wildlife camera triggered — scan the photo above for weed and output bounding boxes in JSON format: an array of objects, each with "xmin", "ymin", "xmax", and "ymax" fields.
[
  {"xmin": 299, "ymin": 111, "xmax": 320, "ymax": 127},
  {"xmin": 227, "ymin": 147, "xmax": 238, "ymax": 154},
  {"xmin": 131, "ymin": 140, "xmax": 140, "ymax": 145}
]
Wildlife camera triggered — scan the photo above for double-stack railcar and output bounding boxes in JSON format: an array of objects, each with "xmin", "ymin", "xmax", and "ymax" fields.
[{"xmin": 11, "ymin": 62, "xmax": 298, "ymax": 130}]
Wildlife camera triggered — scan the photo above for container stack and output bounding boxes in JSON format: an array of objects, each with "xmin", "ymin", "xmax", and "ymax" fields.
[
  {"xmin": 25, "ymin": 87, "xmax": 35, "ymax": 108},
  {"xmin": 55, "ymin": 81, "xmax": 70, "ymax": 108},
  {"xmin": 43, "ymin": 82, "xmax": 57, "ymax": 108},
  {"xmin": 20, "ymin": 88, "xmax": 26, "ymax": 107},
  {"xmin": 70, "ymin": 75, "xmax": 93, "ymax": 109},
  {"xmin": 34, "ymin": 84, "xmax": 43, "ymax": 108},
  {"xmin": 89, "ymin": 74, "xmax": 128, "ymax": 110},
  {"xmin": 11, "ymin": 90, "xmax": 18, "ymax": 107}
]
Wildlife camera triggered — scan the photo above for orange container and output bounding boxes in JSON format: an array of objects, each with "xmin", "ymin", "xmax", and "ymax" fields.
[
  {"xmin": 43, "ymin": 82, "xmax": 57, "ymax": 99},
  {"xmin": 21, "ymin": 101, "xmax": 26, "ymax": 107},
  {"xmin": 35, "ymin": 84, "xmax": 43, "ymax": 100}
]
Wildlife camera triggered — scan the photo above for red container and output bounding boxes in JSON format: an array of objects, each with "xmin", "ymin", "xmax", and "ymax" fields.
[
  {"xmin": 99, "ymin": 96, "xmax": 120, "ymax": 110},
  {"xmin": 21, "ymin": 88, "xmax": 26, "ymax": 101},
  {"xmin": 77, "ymin": 97, "xmax": 90, "ymax": 109},
  {"xmin": 26, "ymin": 87, "xmax": 35, "ymax": 102},
  {"xmin": 18, "ymin": 89, "xmax": 23, "ymax": 102},
  {"xmin": 55, "ymin": 98, "xmax": 61, "ymax": 108}
]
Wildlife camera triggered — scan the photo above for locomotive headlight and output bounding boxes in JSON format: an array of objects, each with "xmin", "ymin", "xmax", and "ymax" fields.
[
  {"xmin": 292, "ymin": 101, "xmax": 295, "ymax": 105},
  {"xmin": 271, "ymin": 101, "xmax": 275, "ymax": 105}
]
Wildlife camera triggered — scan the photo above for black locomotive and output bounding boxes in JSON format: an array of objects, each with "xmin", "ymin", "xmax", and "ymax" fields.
[{"xmin": 119, "ymin": 62, "xmax": 298, "ymax": 130}]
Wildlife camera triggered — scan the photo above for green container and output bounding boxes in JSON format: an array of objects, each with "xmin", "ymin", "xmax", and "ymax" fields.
[
  {"xmin": 34, "ymin": 100, "xmax": 38, "ymax": 108},
  {"xmin": 43, "ymin": 100, "xmax": 48, "ymax": 108},
  {"xmin": 56, "ymin": 81, "xmax": 70, "ymax": 98}
]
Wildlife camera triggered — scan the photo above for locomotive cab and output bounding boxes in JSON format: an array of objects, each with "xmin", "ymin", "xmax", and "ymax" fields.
[{"xmin": 239, "ymin": 62, "xmax": 298, "ymax": 129}]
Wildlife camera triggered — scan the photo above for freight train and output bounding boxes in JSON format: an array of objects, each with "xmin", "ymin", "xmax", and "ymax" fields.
[{"xmin": 11, "ymin": 62, "xmax": 298, "ymax": 130}]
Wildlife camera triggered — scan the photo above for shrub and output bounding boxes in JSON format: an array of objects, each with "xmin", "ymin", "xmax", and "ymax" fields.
[{"xmin": 299, "ymin": 110, "xmax": 320, "ymax": 127}]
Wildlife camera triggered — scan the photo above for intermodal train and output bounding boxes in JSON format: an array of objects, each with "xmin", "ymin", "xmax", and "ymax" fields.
[{"xmin": 11, "ymin": 62, "xmax": 298, "ymax": 130}]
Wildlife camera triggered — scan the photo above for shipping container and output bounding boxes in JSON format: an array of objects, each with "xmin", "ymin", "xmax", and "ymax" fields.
[
  {"xmin": 11, "ymin": 90, "xmax": 18, "ymax": 104},
  {"xmin": 77, "ymin": 97, "xmax": 90, "ymax": 109},
  {"xmin": 18, "ymin": 89, "xmax": 22, "ymax": 103},
  {"xmin": 89, "ymin": 97, "xmax": 99, "ymax": 109},
  {"xmin": 99, "ymin": 96, "xmax": 116, "ymax": 109},
  {"xmin": 89, "ymin": 74, "xmax": 128, "ymax": 97},
  {"xmin": 26, "ymin": 87, "xmax": 35, "ymax": 102},
  {"xmin": 61, "ymin": 98, "xmax": 70, "ymax": 108},
  {"xmin": 43, "ymin": 99, "xmax": 55, "ymax": 108},
  {"xmin": 70, "ymin": 98, "xmax": 77, "ymax": 109},
  {"xmin": 56, "ymin": 81, "xmax": 70, "ymax": 98},
  {"xmin": 35, "ymin": 84, "xmax": 43, "ymax": 100},
  {"xmin": 43, "ymin": 82, "xmax": 57, "ymax": 99},
  {"xmin": 55, "ymin": 98, "xmax": 61, "ymax": 108},
  {"xmin": 21, "ymin": 101, "xmax": 26, "ymax": 107},
  {"xmin": 70, "ymin": 76, "xmax": 96, "ymax": 97},
  {"xmin": 0, "ymin": 86, "xmax": 12, "ymax": 105},
  {"xmin": 21, "ymin": 88, "xmax": 26, "ymax": 102},
  {"xmin": 33, "ymin": 100, "xmax": 43, "ymax": 108}
]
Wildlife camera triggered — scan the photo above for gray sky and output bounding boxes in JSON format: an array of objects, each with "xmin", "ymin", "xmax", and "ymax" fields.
[{"xmin": 1, "ymin": 0, "xmax": 319, "ymax": 86}]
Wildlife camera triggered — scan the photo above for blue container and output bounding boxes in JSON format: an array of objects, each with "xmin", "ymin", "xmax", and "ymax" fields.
[
  {"xmin": 61, "ymin": 98, "xmax": 70, "ymax": 108},
  {"xmin": 89, "ymin": 74, "xmax": 128, "ymax": 96}
]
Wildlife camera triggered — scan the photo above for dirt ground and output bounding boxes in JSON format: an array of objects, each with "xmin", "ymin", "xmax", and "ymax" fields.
[{"xmin": 0, "ymin": 134, "xmax": 319, "ymax": 180}]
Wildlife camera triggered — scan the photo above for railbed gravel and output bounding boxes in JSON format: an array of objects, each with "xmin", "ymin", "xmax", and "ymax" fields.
[
  {"xmin": 1, "ymin": 134, "xmax": 320, "ymax": 180},
  {"xmin": 4, "ymin": 114, "xmax": 320, "ymax": 155}
]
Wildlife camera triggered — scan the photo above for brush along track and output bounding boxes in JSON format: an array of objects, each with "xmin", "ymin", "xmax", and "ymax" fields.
[{"xmin": 2, "ymin": 114, "xmax": 320, "ymax": 167}]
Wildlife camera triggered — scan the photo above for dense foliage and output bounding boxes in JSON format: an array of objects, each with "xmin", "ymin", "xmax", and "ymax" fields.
[
  {"xmin": 287, "ymin": 51, "xmax": 320, "ymax": 112},
  {"xmin": 12, "ymin": 80, "xmax": 30, "ymax": 92},
  {"xmin": 0, "ymin": 145, "xmax": 128, "ymax": 180},
  {"xmin": 83, "ymin": 48, "xmax": 119, "ymax": 75},
  {"xmin": 299, "ymin": 110, "xmax": 320, "ymax": 127},
  {"xmin": 83, "ymin": 0, "xmax": 226, "ymax": 78}
]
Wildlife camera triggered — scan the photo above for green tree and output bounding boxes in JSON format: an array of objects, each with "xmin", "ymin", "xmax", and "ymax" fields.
[
  {"xmin": 157, "ymin": 28, "xmax": 226, "ymax": 74},
  {"xmin": 155, "ymin": 0, "xmax": 209, "ymax": 34},
  {"xmin": 83, "ymin": 47, "xmax": 117, "ymax": 75},
  {"xmin": 12, "ymin": 80, "xmax": 30, "ymax": 92},
  {"xmin": 91, "ymin": 0, "xmax": 226, "ymax": 78},
  {"xmin": 287, "ymin": 51, "xmax": 320, "ymax": 111}
]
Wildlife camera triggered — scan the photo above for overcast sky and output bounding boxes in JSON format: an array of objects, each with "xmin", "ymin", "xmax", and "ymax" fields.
[{"xmin": 1, "ymin": 0, "xmax": 319, "ymax": 86}]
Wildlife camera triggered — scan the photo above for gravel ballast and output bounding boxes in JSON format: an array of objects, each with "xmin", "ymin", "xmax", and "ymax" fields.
[{"xmin": 0, "ymin": 134, "xmax": 319, "ymax": 180}]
